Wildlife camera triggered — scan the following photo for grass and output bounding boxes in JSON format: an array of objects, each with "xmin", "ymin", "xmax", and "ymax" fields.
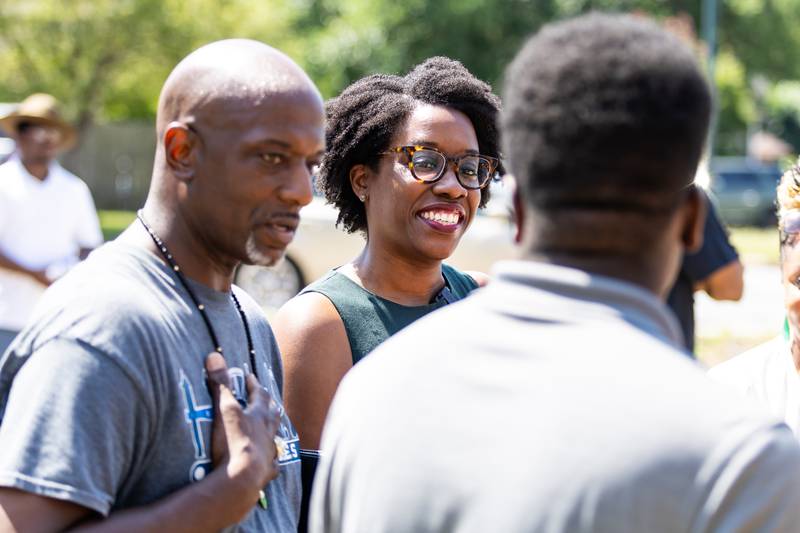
[
  {"xmin": 696, "ymin": 331, "xmax": 775, "ymax": 368},
  {"xmin": 728, "ymin": 226, "xmax": 779, "ymax": 265},
  {"xmin": 696, "ymin": 226, "xmax": 780, "ymax": 365},
  {"xmin": 99, "ymin": 210, "xmax": 136, "ymax": 241}
]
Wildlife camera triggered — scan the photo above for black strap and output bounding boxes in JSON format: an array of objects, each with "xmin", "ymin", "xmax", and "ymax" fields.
[{"xmin": 297, "ymin": 449, "xmax": 320, "ymax": 533}]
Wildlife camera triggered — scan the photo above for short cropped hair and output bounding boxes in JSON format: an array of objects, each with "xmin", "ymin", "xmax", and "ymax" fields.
[
  {"xmin": 318, "ymin": 57, "xmax": 502, "ymax": 234},
  {"xmin": 503, "ymin": 14, "xmax": 711, "ymax": 226}
]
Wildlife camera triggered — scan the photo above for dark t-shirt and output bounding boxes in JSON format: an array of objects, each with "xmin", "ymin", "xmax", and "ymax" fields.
[
  {"xmin": 300, "ymin": 263, "xmax": 479, "ymax": 364},
  {"xmin": 667, "ymin": 197, "xmax": 738, "ymax": 353}
]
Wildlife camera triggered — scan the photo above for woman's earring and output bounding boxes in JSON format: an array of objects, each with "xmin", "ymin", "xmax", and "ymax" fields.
[{"xmin": 359, "ymin": 194, "xmax": 367, "ymax": 202}]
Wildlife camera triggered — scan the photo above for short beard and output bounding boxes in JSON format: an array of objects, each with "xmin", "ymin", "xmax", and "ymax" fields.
[{"xmin": 244, "ymin": 233, "xmax": 281, "ymax": 267}]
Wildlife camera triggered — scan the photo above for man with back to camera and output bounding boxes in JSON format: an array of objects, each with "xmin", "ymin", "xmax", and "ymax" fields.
[
  {"xmin": 310, "ymin": 14, "xmax": 800, "ymax": 533},
  {"xmin": 0, "ymin": 93, "xmax": 103, "ymax": 353},
  {"xmin": 0, "ymin": 39, "xmax": 325, "ymax": 532}
]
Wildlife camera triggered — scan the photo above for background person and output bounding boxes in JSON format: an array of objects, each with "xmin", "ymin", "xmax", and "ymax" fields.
[
  {"xmin": 0, "ymin": 39, "xmax": 325, "ymax": 532},
  {"xmin": 272, "ymin": 56, "xmax": 502, "ymax": 530},
  {"xmin": 310, "ymin": 14, "xmax": 800, "ymax": 533},
  {"xmin": 709, "ymin": 164, "xmax": 800, "ymax": 437},
  {"xmin": 667, "ymin": 187, "xmax": 743, "ymax": 353},
  {"xmin": 0, "ymin": 93, "xmax": 103, "ymax": 353}
]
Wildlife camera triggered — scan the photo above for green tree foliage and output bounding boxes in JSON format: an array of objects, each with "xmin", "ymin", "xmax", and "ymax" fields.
[
  {"xmin": 0, "ymin": 0, "xmax": 293, "ymax": 129},
  {"xmin": 0, "ymin": 0, "xmax": 169, "ymax": 130},
  {"xmin": 2, "ymin": 0, "xmax": 800, "ymax": 155},
  {"xmin": 286, "ymin": 0, "xmax": 694, "ymax": 98},
  {"xmin": 715, "ymin": 0, "xmax": 800, "ymax": 153}
]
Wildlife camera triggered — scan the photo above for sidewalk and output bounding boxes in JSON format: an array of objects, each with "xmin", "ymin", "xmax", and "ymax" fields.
[{"xmin": 695, "ymin": 263, "xmax": 783, "ymax": 366}]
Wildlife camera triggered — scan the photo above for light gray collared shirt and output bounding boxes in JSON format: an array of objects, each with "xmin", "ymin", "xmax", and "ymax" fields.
[{"xmin": 312, "ymin": 260, "xmax": 800, "ymax": 533}]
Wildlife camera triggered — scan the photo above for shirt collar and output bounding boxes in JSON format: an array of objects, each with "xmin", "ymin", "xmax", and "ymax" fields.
[
  {"xmin": 485, "ymin": 260, "xmax": 685, "ymax": 348},
  {"xmin": 9, "ymin": 152, "xmax": 62, "ymax": 185}
]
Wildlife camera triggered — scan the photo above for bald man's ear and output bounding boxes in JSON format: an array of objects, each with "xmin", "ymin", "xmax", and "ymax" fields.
[
  {"xmin": 164, "ymin": 122, "xmax": 198, "ymax": 181},
  {"xmin": 681, "ymin": 185, "xmax": 707, "ymax": 254}
]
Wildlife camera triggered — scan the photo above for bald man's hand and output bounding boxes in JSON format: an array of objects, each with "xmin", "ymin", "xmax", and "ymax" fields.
[
  {"xmin": 0, "ymin": 355, "xmax": 281, "ymax": 533},
  {"xmin": 206, "ymin": 352, "xmax": 280, "ymax": 521}
]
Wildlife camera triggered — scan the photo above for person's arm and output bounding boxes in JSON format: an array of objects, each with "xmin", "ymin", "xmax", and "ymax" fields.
[
  {"xmin": 274, "ymin": 294, "xmax": 352, "ymax": 533},
  {"xmin": 0, "ymin": 353, "xmax": 279, "ymax": 533},
  {"xmin": 0, "ymin": 251, "xmax": 50, "ymax": 287},
  {"xmin": 272, "ymin": 292, "xmax": 353, "ymax": 451},
  {"xmin": 74, "ymin": 181, "xmax": 104, "ymax": 254},
  {"xmin": 56, "ymin": 180, "xmax": 103, "ymax": 267},
  {"xmin": 684, "ymin": 193, "xmax": 742, "ymax": 302},
  {"xmin": 695, "ymin": 259, "xmax": 743, "ymax": 301}
]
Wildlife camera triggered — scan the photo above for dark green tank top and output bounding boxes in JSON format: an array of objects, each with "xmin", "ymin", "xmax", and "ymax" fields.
[{"xmin": 300, "ymin": 264, "xmax": 478, "ymax": 364}]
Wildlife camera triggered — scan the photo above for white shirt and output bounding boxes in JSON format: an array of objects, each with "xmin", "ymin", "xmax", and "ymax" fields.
[
  {"xmin": 709, "ymin": 336, "xmax": 800, "ymax": 437},
  {"xmin": 0, "ymin": 154, "xmax": 103, "ymax": 331}
]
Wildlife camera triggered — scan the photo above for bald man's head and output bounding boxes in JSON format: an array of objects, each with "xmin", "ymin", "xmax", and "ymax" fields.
[
  {"xmin": 144, "ymin": 39, "xmax": 325, "ymax": 271},
  {"xmin": 156, "ymin": 39, "xmax": 321, "ymax": 138}
]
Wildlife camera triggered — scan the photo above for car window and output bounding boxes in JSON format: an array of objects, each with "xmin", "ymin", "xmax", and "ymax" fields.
[{"xmin": 715, "ymin": 172, "xmax": 759, "ymax": 189}]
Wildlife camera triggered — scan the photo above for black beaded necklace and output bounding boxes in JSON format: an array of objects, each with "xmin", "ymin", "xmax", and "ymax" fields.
[{"xmin": 137, "ymin": 211, "xmax": 259, "ymax": 379}]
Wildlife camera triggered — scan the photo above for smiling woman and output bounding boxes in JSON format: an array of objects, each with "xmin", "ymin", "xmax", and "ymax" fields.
[{"xmin": 269, "ymin": 56, "xmax": 502, "ymax": 530}]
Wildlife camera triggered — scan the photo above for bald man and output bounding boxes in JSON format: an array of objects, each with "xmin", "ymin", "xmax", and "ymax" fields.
[{"xmin": 0, "ymin": 39, "xmax": 324, "ymax": 532}]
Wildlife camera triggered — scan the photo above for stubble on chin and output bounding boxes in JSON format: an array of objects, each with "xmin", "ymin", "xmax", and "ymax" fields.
[{"xmin": 244, "ymin": 233, "xmax": 282, "ymax": 267}]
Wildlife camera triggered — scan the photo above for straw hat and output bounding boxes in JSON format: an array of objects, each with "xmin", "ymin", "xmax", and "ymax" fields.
[{"xmin": 0, "ymin": 93, "xmax": 77, "ymax": 150}]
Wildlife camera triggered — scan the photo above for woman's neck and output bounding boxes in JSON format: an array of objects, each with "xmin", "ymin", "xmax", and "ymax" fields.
[{"xmin": 345, "ymin": 242, "xmax": 445, "ymax": 306}]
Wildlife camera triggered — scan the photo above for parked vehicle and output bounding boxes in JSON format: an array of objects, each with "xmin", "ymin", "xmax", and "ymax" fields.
[
  {"xmin": 235, "ymin": 182, "xmax": 518, "ymax": 314},
  {"xmin": 709, "ymin": 157, "xmax": 782, "ymax": 227}
]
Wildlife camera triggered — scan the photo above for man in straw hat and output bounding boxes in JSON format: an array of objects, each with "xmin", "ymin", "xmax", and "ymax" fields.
[{"xmin": 0, "ymin": 93, "xmax": 102, "ymax": 353}]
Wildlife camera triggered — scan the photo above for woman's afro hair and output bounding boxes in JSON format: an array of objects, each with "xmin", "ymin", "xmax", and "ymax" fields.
[{"xmin": 317, "ymin": 56, "xmax": 503, "ymax": 233}]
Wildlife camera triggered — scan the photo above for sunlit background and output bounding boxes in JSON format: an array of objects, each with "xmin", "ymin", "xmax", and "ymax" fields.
[{"xmin": 1, "ymin": 0, "xmax": 796, "ymax": 363}]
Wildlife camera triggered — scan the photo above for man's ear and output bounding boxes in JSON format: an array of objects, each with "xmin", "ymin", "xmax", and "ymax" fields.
[
  {"xmin": 682, "ymin": 185, "xmax": 707, "ymax": 254},
  {"xmin": 163, "ymin": 122, "xmax": 198, "ymax": 181},
  {"xmin": 349, "ymin": 164, "xmax": 371, "ymax": 202}
]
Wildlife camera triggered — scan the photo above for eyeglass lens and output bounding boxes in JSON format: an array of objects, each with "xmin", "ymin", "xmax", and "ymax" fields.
[{"xmin": 410, "ymin": 149, "xmax": 491, "ymax": 189}]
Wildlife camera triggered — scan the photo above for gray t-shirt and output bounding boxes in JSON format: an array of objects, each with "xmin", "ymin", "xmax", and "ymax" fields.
[
  {"xmin": 311, "ymin": 261, "xmax": 800, "ymax": 533},
  {"xmin": 0, "ymin": 241, "xmax": 301, "ymax": 532}
]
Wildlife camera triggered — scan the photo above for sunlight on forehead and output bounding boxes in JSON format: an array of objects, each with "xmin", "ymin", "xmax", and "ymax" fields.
[
  {"xmin": 157, "ymin": 39, "xmax": 322, "ymax": 135},
  {"xmin": 213, "ymin": 71, "xmax": 317, "ymax": 104},
  {"xmin": 400, "ymin": 103, "xmax": 478, "ymax": 154}
]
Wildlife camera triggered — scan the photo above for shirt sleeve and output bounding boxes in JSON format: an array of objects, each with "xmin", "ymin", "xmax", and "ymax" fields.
[
  {"xmin": 0, "ymin": 337, "xmax": 150, "ymax": 516},
  {"xmin": 73, "ymin": 181, "xmax": 104, "ymax": 250},
  {"xmin": 682, "ymin": 200, "xmax": 739, "ymax": 284},
  {"xmin": 0, "ymin": 187, "xmax": 9, "ymax": 243}
]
